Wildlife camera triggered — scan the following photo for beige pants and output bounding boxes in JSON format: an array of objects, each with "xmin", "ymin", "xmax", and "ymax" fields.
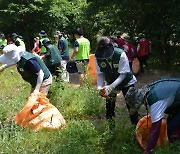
[{"xmin": 31, "ymin": 75, "xmax": 52, "ymax": 95}]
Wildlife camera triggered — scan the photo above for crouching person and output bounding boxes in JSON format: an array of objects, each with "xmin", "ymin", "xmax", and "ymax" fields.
[
  {"xmin": 0, "ymin": 44, "xmax": 52, "ymax": 95},
  {"xmin": 125, "ymin": 78, "xmax": 180, "ymax": 154},
  {"xmin": 95, "ymin": 36, "xmax": 139, "ymax": 129}
]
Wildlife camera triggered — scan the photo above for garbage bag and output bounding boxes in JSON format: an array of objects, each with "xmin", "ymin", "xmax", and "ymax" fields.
[
  {"xmin": 132, "ymin": 58, "xmax": 140, "ymax": 75},
  {"xmin": 136, "ymin": 115, "xmax": 168, "ymax": 150},
  {"xmin": 87, "ymin": 54, "xmax": 97, "ymax": 84},
  {"xmin": 14, "ymin": 92, "xmax": 66, "ymax": 131}
]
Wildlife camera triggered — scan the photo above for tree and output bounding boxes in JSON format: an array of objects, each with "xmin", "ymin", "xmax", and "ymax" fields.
[
  {"xmin": 0, "ymin": 0, "xmax": 87, "ymax": 50},
  {"xmin": 86, "ymin": 0, "xmax": 180, "ymax": 68}
]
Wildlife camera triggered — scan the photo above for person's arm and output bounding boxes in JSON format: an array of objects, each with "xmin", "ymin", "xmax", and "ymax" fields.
[
  {"xmin": 137, "ymin": 44, "xmax": 140, "ymax": 53},
  {"xmin": 0, "ymin": 64, "xmax": 15, "ymax": 72},
  {"xmin": 34, "ymin": 69, "xmax": 44, "ymax": 92},
  {"xmin": 58, "ymin": 40, "xmax": 64, "ymax": 54},
  {"xmin": 40, "ymin": 48, "xmax": 51, "ymax": 59},
  {"xmin": 97, "ymin": 73, "xmax": 105, "ymax": 89},
  {"xmin": 145, "ymin": 119, "xmax": 162, "ymax": 154},
  {"xmin": 123, "ymin": 44, "xmax": 128, "ymax": 53},
  {"xmin": 32, "ymin": 42, "xmax": 37, "ymax": 52},
  {"xmin": 71, "ymin": 40, "xmax": 79, "ymax": 60},
  {"xmin": 71, "ymin": 48, "xmax": 78, "ymax": 60},
  {"xmin": 95, "ymin": 58, "xmax": 105, "ymax": 89},
  {"xmin": 104, "ymin": 52, "xmax": 130, "ymax": 95},
  {"xmin": 24, "ymin": 59, "xmax": 44, "ymax": 93}
]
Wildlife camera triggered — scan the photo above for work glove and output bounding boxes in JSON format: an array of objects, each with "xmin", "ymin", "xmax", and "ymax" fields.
[
  {"xmin": 0, "ymin": 66, "xmax": 5, "ymax": 72},
  {"xmin": 98, "ymin": 85, "xmax": 115, "ymax": 98},
  {"xmin": 33, "ymin": 86, "xmax": 40, "ymax": 95},
  {"xmin": 104, "ymin": 85, "xmax": 115, "ymax": 95}
]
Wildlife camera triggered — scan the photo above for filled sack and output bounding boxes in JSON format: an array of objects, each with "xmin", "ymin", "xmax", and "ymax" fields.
[
  {"xmin": 14, "ymin": 92, "xmax": 66, "ymax": 131},
  {"xmin": 136, "ymin": 115, "xmax": 168, "ymax": 150}
]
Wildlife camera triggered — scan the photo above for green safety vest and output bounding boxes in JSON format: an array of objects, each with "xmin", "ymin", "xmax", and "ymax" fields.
[
  {"xmin": 147, "ymin": 78, "xmax": 180, "ymax": 114},
  {"xmin": 60, "ymin": 37, "xmax": 69, "ymax": 57},
  {"xmin": 44, "ymin": 44, "xmax": 62, "ymax": 67},
  {"xmin": 75, "ymin": 37, "xmax": 90, "ymax": 60},
  {"xmin": 17, "ymin": 51, "xmax": 50, "ymax": 88},
  {"xmin": 16, "ymin": 38, "xmax": 25, "ymax": 48},
  {"xmin": 40, "ymin": 37, "xmax": 49, "ymax": 53},
  {"xmin": 96, "ymin": 47, "xmax": 133, "ymax": 90},
  {"xmin": 0, "ymin": 38, "xmax": 7, "ymax": 47}
]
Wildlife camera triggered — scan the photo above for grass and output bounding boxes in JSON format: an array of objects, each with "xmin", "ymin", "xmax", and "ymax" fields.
[{"xmin": 0, "ymin": 66, "xmax": 179, "ymax": 154}]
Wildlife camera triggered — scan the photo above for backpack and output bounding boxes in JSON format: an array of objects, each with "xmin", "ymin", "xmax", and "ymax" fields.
[{"xmin": 130, "ymin": 44, "xmax": 137, "ymax": 59}]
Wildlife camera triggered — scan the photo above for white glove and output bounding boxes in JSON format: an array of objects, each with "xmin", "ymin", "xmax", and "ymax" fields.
[
  {"xmin": 0, "ymin": 65, "xmax": 6, "ymax": 72},
  {"xmin": 33, "ymin": 85, "xmax": 40, "ymax": 94},
  {"xmin": 33, "ymin": 89, "xmax": 39, "ymax": 94}
]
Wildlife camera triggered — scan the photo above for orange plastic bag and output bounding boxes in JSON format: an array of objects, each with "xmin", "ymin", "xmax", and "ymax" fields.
[
  {"xmin": 136, "ymin": 115, "xmax": 168, "ymax": 150},
  {"xmin": 132, "ymin": 58, "xmax": 140, "ymax": 75},
  {"xmin": 87, "ymin": 54, "xmax": 97, "ymax": 84},
  {"xmin": 14, "ymin": 92, "xmax": 66, "ymax": 132}
]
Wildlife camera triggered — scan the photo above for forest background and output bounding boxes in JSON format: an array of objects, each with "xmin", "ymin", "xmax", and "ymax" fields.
[
  {"xmin": 0, "ymin": 0, "xmax": 180, "ymax": 153},
  {"xmin": 0, "ymin": 0, "xmax": 179, "ymax": 70}
]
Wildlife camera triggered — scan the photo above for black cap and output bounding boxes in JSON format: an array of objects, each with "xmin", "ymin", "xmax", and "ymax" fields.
[
  {"xmin": 11, "ymin": 33, "xmax": 18, "ymax": 38},
  {"xmin": 95, "ymin": 36, "xmax": 114, "ymax": 59},
  {"xmin": 66, "ymin": 61, "xmax": 78, "ymax": 73},
  {"xmin": 39, "ymin": 30, "xmax": 47, "ymax": 37},
  {"xmin": 42, "ymin": 39, "xmax": 50, "ymax": 45}
]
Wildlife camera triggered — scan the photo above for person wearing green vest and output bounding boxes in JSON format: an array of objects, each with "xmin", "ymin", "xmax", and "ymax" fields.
[
  {"xmin": 0, "ymin": 33, "xmax": 7, "ymax": 49},
  {"xmin": 125, "ymin": 78, "xmax": 180, "ymax": 154},
  {"xmin": 11, "ymin": 33, "xmax": 26, "ymax": 50},
  {"xmin": 41, "ymin": 39, "xmax": 62, "ymax": 79},
  {"xmin": 0, "ymin": 44, "xmax": 52, "ymax": 95},
  {"xmin": 38, "ymin": 30, "xmax": 49, "ymax": 54},
  {"xmin": 71, "ymin": 28, "xmax": 90, "ymax": 85},
  {"xmin": 54, "ymin": 31, "xmax": 69, "ymax": 82},
  {"xmin": 95, "ymin": 36, "xmax": 138, "ymax": 129}
]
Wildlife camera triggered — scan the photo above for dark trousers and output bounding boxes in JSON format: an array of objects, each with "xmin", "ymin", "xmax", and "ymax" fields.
[
  {"xmin": 105, "ymin": 85, "xmax": 139, "ymax": 125},
  {"xmin": 167, "ymin": 112, "xmax": 180, "ymax": 141},
  {"xmin": 48, "ymin": 63, "xmax": 61, "ymax": 77},
  {"xmin": 137, "ymin": 55, "xmax": 149, "ymax": 72}
]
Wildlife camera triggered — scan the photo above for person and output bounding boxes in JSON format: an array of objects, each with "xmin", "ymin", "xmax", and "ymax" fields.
[
  {"xmin": 32, "ymin": 36, "xmax": 41, "ymax": 55},
  {"xmin": 38, "ymin": 30, "xmax": 49, "ymax": 54},
  {"xmin": 136, "ymin": 34, "xmax": 151, "ymax": 73},
  {"xmin": 41, "ymin": 39, "xmax": 62, "ymax": 79},
  {"xmin": 0, "ymin": 33, "xmax": 7, "ymax": 49},
  {"xmin": 54, "ymin": 31, "xmax": 70, "ymax": 82},
  {"xmin": 125, "ymin": 78, "xmax": 180, "ymax": 154},
  {"xmin": 71, "ymin": 28, "xmax": 90, "ymax": 85},
  {"xmin": 116, "ymin": 34, "xmax": 125, "ymax": 49},
  {"xmin": 95, "ymin": 36, "xmax": 138, "ymax": 128},
  {"xmin": 110, "ymin": 36, "xmax": 119, "ymax": 48},
  {"xmin": 11, "ymin": 33, "xmax": 26, "ymax": 50},
  {"xmin": 122, "ymin": 36, "xmax": 135, "ymax": 70},
  {"xmin": 0, "ymin": 44, "xmax": 52, "ymax": 95}
]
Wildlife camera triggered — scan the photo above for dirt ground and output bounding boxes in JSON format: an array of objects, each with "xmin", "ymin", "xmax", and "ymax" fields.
[{"xmin": 69, "ymin": 69, "xmax": 180, "ymax": 107}]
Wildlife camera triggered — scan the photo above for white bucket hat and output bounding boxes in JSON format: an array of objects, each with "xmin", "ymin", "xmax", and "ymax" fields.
[{"xmin": 0, "ymin": 44, "xmax": 25, "ymax": 65}]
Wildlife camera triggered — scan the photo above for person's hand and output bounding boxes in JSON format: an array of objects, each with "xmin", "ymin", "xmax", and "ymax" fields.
[
  {"xmin": 33, "ymin": 88, "xmax": 40, "ymax": 94},
  {"xmin": 0, "ymin": 66, "xmax": 5, "ymax": 72},
  {"xmin": 98, "ymin": 85, "xmax": 114, "ymax": 98},
  {"xmin": 70, "ymin": 57, "xmax": 74, "ymax": 61},
  {"xmin": 104, "ymin": 85, "xmax": 114, "ymax": 96},
  {"xmin": 98, "ymin": 87, "xmax": 108, "ymax": 98}
]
